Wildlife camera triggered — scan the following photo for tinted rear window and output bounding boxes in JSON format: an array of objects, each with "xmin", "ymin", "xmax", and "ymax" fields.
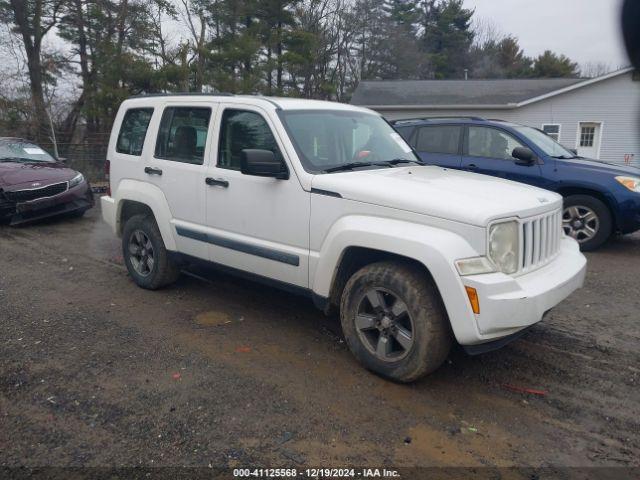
[
  {"xmin": 116, "ymin": 108, "xmax": 154, "ymax": 156},
  {"xmin": 415, "ymin": 125, "xmax": 461, "ymax": 155}
]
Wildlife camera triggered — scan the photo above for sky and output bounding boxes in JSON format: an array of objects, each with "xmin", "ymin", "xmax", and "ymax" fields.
[{"xmin": 464, "ymin": 0, "xmax": 630, "ymax": 69}]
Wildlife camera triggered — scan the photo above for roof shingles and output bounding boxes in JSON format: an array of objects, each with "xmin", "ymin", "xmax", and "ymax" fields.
[{"xmin": 350, "ymin": 78, "xmax": 584, "ymax": 107}]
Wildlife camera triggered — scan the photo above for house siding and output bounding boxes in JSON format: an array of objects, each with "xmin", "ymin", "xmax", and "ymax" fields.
[{"xmin": 378, "ymin": 72, "xmax": 640, "ymax": 168}]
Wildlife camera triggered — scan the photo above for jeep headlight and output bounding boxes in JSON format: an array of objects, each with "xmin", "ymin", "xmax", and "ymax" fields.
[
  {"xmin": 68, "ymin": 173, "xmax": 84, "ymax": 188},
  {"xmin": 488, "ymin": 221, "xmax": 519, "ymax": 275},
  {"xmin": 615, "ymin": 176, "xmax": 640, "ymax": 193}
]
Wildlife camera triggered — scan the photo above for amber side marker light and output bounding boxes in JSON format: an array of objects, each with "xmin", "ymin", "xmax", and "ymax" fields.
[{"xmin": 465, "ymin": 286, "xmax": 480, "ymax": 314}]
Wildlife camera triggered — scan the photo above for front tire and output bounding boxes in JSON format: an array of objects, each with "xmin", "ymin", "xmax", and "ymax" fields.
[
  {"xmin": 340, "ymin": 261, "xmax": 451, "ymax": 383},
  {"xmin": 122, "ymin": 214, "xmax": 180, "ymax": 289},
  {"xmin": 562, "ymin": 195, "xmax": 612, "ymax": 251}
]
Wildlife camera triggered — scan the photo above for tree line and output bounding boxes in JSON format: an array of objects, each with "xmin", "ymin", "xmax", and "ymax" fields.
[{"xmin": 0, "ymin": 0, "xmax": 584, "ymax": 151}]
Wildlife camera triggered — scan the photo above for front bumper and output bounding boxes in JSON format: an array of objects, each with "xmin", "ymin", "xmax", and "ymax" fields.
[
  {"xmin": 457, "ymin": 237, "xmax": 586, "ymax": 346},
  {"xmin": 616, "ymin": 194, "xmax": 640, "ymax": 234},
  {"xmin": 1, "ymin": 181, "xmax": 94, "ymax": 225}
]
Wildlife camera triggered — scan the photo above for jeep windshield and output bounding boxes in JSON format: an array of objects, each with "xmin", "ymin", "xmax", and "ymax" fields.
[
  {"xmin": 514, "ymin": 126, "xmax": 578, "ymax": 159},
  {"xmin": 0, "ymin": 141, "xmax": 56, "ymax": 163},
  {"xmin": 279, "ymin": 110, "xmax": 422, "ymax": 173}
]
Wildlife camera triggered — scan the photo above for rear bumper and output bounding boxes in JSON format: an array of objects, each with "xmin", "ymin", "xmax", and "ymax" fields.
[
  {"xmin": 457, "ymin": 237, "xmax": 586, "ymax": 346},
  {"xmin": 101, "ymin": 195, "xmax": 117, "ymax": 234}
]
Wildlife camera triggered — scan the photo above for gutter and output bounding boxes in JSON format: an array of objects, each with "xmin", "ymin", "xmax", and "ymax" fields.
[{"xmin": 362, "ymin": 104, "xmax": 519, "ymax": 111}]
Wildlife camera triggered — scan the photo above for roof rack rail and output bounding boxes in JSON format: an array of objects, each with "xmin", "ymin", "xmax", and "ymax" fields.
[
  {"xmin": 129, "ymin": 92, "xmax": 235, "ymax": 98},
  {"xmin": 390, "ymin": 116, "xmax": 486, "ymax": 124}
]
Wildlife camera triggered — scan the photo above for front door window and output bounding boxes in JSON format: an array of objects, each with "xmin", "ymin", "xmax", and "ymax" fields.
[
  {"xmin": 218, "ymin": 109, "xmax": 283, "ymax": 170},
  {"xmin": 467, "ymin": 126, "xmax": 524, "ymax": 160}
]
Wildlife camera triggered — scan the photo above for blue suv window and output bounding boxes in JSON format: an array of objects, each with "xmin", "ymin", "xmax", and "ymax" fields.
[
  {"xmin": 467, "ymin": 126, "xmax": 524, "ymax": 160},
  {"xmin": 416, "ymin": 125, "xmax": 461, "ymax": 154}
]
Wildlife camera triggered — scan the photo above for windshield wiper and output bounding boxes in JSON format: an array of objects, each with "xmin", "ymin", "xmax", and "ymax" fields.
[
  {"xmin": 0, "ymin": 156, "xmax": 28, "ymax": 163},
  {"xmin": 551, "ymin": 155, "xmax": 578, "ymax": 159},
  {"xmin": 323, "ymin": 158, "xmax": 425, "ymax": 173},
  {"xmin": 384, "ymin": 158, "xmax": 425, "ymax": 166},
  {"xmin": 323, "ymin": 161, "xmax": 390, "ymax": 173}
]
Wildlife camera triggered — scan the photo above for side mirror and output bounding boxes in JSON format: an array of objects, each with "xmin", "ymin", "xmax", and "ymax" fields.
[
  {"xmin": 240, "ymin": 149, "xmax": 289, "ymax": 179},
  {"xmin": 512, "ymin": 146, "xmax": 536, "ymax": 166}
]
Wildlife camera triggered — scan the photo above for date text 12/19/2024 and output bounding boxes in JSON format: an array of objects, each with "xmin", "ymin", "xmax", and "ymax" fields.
[{"xmin": 233, "ymin": 468, "xmax": 401, "ymax": 478}]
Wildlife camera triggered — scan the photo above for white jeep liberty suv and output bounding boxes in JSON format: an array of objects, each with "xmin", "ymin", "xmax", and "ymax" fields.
[{"xmin": 102, "ymin": 94, "xmax": 587, "ymax": 382}]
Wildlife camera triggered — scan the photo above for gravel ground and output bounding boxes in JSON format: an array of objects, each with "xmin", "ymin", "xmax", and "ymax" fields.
[{"xmin": 0, "ymin": 203, "xmax": 638, "ymax": 475}]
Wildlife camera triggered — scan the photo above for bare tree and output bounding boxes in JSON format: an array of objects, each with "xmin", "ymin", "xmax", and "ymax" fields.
[
  {"xmin": 0, "ymin": 0, "xmax": 65, "ymax": 142},
  {"xmin": 580, "ymin": 62, "xmax": 612, "ymax": 78},
  {"xmin": 179, "ymin": 0, "xmax": 207, "ymax": 91}
]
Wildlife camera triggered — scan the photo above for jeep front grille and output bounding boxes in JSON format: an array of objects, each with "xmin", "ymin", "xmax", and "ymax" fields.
[
  {"xmin": 4, "ymin": 182, "xmax": 68, "ymax": 202},
  {"xmin": 520, "ymin": 209, "xmax": 563, "ymax": 273}
]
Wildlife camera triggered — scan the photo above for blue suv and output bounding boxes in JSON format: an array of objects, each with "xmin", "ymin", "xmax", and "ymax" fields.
[{"xmin": 392, "ymin": 117, "xmax": 640, "ymax": 250}]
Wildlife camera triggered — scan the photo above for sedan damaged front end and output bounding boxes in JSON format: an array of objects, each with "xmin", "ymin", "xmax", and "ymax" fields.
[
  {"xmin": 0, "ymin": 138, "xmax": 95, "ymax": 225},
  {"xmin": 0, "ymin": 170, "xmax": 94, "ymax": 225}
]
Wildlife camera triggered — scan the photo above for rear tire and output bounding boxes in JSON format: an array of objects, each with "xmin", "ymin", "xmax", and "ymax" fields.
[
  {"xmin": 340, "ymin": 261, "xmax": 451, "ymax": 383},
  {"xmin": 563, "ymin": 195, "xmax": 612, "ymax": 251},
  {"xmin": 122, "ymin": 214, "xmax": 180, "ymax": 289}
]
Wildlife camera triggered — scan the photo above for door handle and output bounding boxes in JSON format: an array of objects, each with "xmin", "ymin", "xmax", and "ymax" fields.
[
  {"xmin": 465, "ymin": 163, "xmax": 478, "ymax": 170},
  {"xmin": 205, "ymin": 177, "xmax": 229, "ymax": 188},
  {"xmin": 144, "ymin": 166, "xmax": 163, "ymax": 176}
]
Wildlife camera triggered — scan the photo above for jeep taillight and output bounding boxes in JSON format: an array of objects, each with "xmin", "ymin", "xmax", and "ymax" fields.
[{"xmin": 104, "ymin": 160, "xmax": 111, "ymax": 196}]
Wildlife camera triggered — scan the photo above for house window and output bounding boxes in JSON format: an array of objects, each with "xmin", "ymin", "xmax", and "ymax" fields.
[
  {"xmin": 542, "ymin": 124, "xmax": 561, "ymax": 142},
  {"xmin": 579, "ymin": 125, "xmax": 596, "ymax": 147}
]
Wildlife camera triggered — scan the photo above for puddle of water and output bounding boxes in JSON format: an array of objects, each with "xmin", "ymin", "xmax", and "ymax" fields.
[{"xmin": 194, "ymin": 311, "xmax": 232, "ymax": 327}]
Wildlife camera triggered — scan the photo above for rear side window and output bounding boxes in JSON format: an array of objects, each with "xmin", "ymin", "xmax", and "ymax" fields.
[
  {"xmin": 155, "ymin": 107, "xmax": 212, "ymax": 165},
  {"xmin": 415, "ymin": 125, "xmax": 461, "ymax": 154},
  {"xmin": 116, "ymin": 108, "xmax": 154, "ymax": 156},
  {"xmin": 218, "ymin": 109, "xmax": 283, "ymax": 170}
]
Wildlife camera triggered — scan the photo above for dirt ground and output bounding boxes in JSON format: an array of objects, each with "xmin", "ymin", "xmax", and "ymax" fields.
[{"xmin": 0, "ymin": 203, "xmax": 638, "ymax": 476}]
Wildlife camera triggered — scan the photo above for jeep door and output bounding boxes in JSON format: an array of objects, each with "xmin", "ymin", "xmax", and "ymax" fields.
[
  {"xmin": 143, "ymin": 101, "xmax": 218, "ymax": 259},
  {"xmin": 461, "ymin": 125, "xmax": 545, "ymax": 187},
  {"xmin": 203, "ymin": 104, "xmax": 310, "ymax": 288},
  {"xmin": 411, "ymin": 124, "xmax": 463, "ymax": 168}
]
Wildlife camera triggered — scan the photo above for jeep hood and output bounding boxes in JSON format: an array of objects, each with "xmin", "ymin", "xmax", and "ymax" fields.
[{"xmin": 311, "ymin": 166, "xmax": 562, "ymax": 226}]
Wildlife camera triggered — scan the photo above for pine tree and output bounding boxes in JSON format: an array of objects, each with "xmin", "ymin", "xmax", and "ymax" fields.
[
  {"xmin": 533, "ymin": 50, "xmax": 580, "ymax": 78},
  {"xmin": 420, "ymin": 0, "xmax": 474, "ymax": 79}
]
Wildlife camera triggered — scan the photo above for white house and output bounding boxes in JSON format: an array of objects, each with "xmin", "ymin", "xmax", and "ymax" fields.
[{"xmin": 350, "ymin": 68, "xmax": 640, "ymax": 167}]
